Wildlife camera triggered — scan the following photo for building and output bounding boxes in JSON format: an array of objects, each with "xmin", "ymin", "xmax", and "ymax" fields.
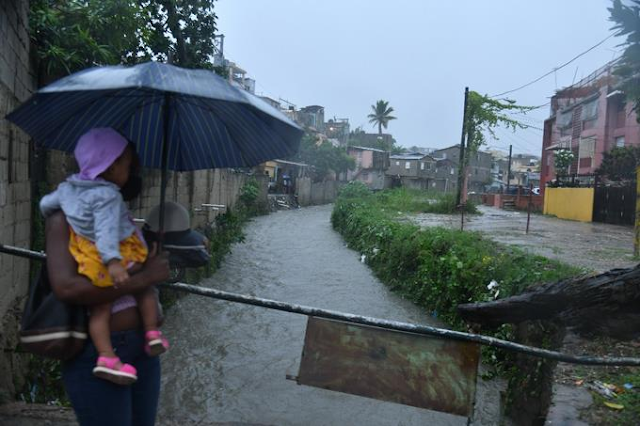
[
  {"xmin": 541, "ymin": 60, "xmax": 640, "ymax": 191},
  {"xmin": 296, "ymin": 105, "xmax": 325, "ymax": 133},
  {"xmin": 386, "ymin": 153, "xmax": 436, "ymax": 190},
  {"xmin": 351, "ymin": 133, "xmax": 395, "ymax": 150},
  {"xmin": 432, "ymin": 158, "xmax": 458, "ymax": 192},
  {"xmin": 509, "ymin": 154, "xmax": 540, "ymax": 187},
  {"xmin": 259, "ymin": 159, "xmax": 310, "ymax": 194},
  {"xmin": 347, "ymin": 146, "xmax": 389, "ymax": 190},
  {"xmin": 324, "ymin": 118, "xmax": 350, "ymax": 145},
  {"xmin": 227, "ymin": 61, "xmax": 255, "ymax": 93},
  {"xmin": 432, "ymin": 145, "xmax": 493, "ymax": 192}
]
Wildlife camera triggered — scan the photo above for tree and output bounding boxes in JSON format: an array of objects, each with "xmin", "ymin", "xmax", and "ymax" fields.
[
  {"xmin": 553, "ymin": 149, "xmax": 575, "ymax": 181},
  {"xmin": 458, "ymin": 91, "xmax": 533, "ymax": 202},
  {"xmin": 464, "ymin": 92, "xmax": 533, "ymax": 154},
  {"xmin": 596, "ymin": 145, "xmax": 640, "ymax": 183},
  {"xmin": 294, "ymin": 134, "xmax": 355, "ymax": 182},
  {"xmin": 367, "ymin": 100, "xmax": 397, "ymax": 135},
  {"xmin": 609, "ymin": 0, "xmax": 640, "ymax": 122},
  {"xmin": 29, "ymin": 0, "xmax": 221, "ymax": 84}
]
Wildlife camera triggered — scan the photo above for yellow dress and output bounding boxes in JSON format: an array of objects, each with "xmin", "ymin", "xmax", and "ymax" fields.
[{"xmin": 68, "ymin": 227, "xmax": 148, "ymax": 288}]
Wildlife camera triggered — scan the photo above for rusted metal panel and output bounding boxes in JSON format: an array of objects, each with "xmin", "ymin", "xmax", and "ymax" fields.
[{"xmin": 297, "ymin": 317, "xmax": 480, "ymax": 418}]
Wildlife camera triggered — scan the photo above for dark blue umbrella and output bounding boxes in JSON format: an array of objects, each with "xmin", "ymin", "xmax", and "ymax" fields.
[{"xmin": 6, "ymin": 61, "xmax": 303, "ymax": 231}]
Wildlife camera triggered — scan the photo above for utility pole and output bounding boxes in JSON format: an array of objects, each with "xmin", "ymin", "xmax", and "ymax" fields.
[
  {"xmin": 506, "ymin": 144, "xmax": 513, "ymax": 193},
  {"xmin": 456, "ymin": 87, "xmax": 469, "ymax": 206}
]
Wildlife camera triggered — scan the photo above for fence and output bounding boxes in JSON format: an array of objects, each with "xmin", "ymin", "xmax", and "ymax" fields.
[
  {"xmin": 543, "ymin": 188, "xmax": 594, "ymax": 222},
  {"xmin": 593, "ymin": 185, "xmax": 635, "ymax": 226}
]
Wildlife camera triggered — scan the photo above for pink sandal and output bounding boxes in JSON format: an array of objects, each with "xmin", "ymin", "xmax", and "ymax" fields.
[
  {"xmin": 92, "ymin": 356, "xmax": 137, "ymax": 385},
  {"xmin": 145, "ymin": 330, "xmax": 169, "ymax": 357}
]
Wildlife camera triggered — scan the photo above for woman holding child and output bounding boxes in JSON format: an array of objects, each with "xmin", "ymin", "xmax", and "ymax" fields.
[{"xmin": 44, "ymin": 128, "xmax": 171, "ymax": 426}]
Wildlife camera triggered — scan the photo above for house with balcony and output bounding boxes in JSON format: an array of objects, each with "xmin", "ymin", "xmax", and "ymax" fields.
[
  {"xmin": 541, "ymin": 60, "xmax": 640, "ymax": 192},
  {"xmin": 386, "ymin": 153, "xmax": 436, "ymax": 190},
  {"xmin": 346, "ymin": 146, "xmax": 389, "ymax": 190}
]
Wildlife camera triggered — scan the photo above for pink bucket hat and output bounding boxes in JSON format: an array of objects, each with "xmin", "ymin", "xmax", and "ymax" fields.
[{"xmin": 74, "ymin": 128, "xmax": 128, "ymax": 180}]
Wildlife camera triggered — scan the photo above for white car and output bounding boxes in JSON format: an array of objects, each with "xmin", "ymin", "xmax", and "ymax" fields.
[{"xmin": 532, "ymin": 187, "xmax": 540, "ymax": 195}]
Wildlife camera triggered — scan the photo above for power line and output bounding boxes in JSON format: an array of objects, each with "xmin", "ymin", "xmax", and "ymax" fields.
[{"xmin": 490, "ymin": 32, "xmax": 619, "ymax": 98}]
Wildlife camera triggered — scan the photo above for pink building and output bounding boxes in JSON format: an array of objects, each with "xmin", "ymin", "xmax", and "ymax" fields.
[
  {"xmin": 541, "ymin": 61, "xmax": 640, "ymax": 192},
  {"xmin": 346, "ymin": 146, "xmax": 389, "ymax": 190}
]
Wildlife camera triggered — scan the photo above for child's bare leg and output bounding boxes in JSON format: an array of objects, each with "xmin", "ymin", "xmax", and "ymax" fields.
[
  {"xmin": 135, "ymin": 287, "xmax": 159, "ymax": 332},
  {"xmin": 89, "ymin": 303, "xmax": 115, "ymax": 358}
]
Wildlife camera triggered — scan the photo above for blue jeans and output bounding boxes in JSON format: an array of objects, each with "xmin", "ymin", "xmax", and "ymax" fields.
[{"xmin": 62, "ymin": 329, "xmax": 161, "ymax": 426}]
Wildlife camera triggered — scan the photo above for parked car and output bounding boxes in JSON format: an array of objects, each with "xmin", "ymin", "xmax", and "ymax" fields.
[{"xmin": 532, "ymin": 187, "xmax": 540, "ymax": 195}]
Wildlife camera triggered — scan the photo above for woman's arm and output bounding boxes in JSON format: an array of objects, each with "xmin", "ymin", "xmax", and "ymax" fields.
[{"xmin": 46, "ymin": 211, "xmax": 170, "ymax": 306}]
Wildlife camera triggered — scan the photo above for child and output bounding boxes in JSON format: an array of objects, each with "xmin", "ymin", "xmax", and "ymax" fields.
[{"xmin": 40, "ymin": 128, "xmax": 169, "ymax": 385}]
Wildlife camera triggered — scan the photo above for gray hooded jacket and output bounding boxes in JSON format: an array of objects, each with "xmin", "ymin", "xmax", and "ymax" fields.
[{"xmin": 40, "ymin": 175, "xmax": 137, "ymax": 263}]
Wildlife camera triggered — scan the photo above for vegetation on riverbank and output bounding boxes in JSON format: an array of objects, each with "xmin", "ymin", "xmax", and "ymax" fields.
[{"xmin": 331, "ymin": 183, "xmax": 578, "ymax": 329}]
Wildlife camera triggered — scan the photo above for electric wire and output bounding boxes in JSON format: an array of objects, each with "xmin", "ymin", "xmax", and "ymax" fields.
[{"xmin": 491, "ymin": 32, "xmax": 620, "ymax": 98}]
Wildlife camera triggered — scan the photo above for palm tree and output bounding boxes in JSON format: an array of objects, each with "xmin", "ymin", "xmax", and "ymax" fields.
[{"xmin": 367, "ymin": 100, "xmax": 397, "ymax": 135}]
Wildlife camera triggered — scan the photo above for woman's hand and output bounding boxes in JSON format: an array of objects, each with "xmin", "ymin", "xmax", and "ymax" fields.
[{"xmin": 139, "ymin": 243, "xmax": 170, "ymax": 284}]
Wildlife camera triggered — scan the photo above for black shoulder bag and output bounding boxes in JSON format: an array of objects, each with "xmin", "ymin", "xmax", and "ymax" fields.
[{"xmin": 20, "ymin": 266, "xmax": 87, "ymax": 360}]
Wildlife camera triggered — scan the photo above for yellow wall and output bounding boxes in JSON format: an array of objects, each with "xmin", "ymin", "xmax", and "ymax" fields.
[{"xmin": 543, "ymin": 188, "xmax": 594, "ymax": 222}]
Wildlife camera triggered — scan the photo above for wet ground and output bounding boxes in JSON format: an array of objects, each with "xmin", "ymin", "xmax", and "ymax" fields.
[
  {"xmin": 159, "ymin": 205, "xmax": 503, "ymax": 425},
  {"xmin": 409, "ymin": 205, "xmax": 636, "ymax": 273}
]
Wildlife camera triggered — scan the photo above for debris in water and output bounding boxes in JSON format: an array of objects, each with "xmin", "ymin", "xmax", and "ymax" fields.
[
  {"xmin": 603, "ymin": 401, "xmax": 624, "ymax": 410},
  {"xmin": 586, "ymin": 381, "xmax": 618, "ymax": 399}
]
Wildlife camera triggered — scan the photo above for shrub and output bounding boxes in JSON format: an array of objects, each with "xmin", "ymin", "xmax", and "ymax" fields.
[{"xmin": 331, "ymin": 189, "xmax": 579, "ymax": 329}]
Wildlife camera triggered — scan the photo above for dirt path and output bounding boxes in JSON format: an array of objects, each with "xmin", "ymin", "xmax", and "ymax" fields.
[{"xmin": 409, "ymin": 205, "xmax": 636, "ymax": 272}]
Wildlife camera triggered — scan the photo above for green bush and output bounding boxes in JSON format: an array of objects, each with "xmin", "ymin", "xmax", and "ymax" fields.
[{"xmin": 331, "ymin": 189, "xmax": 579, "ymax": 329}]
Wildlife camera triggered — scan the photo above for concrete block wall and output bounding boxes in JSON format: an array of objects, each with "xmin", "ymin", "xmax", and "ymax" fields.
[
  {"xmin": 297, "ymin": 178, "xmax": 342, "ymax": 206},
  {"xmin": 129, "ymin": 168, "xmax": 260, "ymax": 229},
  {"xmin": 0, "ymin": 0, "xmax": 35, "ymax": 403}
]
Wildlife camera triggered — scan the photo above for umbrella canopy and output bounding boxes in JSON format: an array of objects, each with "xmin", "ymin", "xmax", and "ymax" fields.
[{"xmin": 6, "ymin": 61, "xmax": 303, "ymax": 171}]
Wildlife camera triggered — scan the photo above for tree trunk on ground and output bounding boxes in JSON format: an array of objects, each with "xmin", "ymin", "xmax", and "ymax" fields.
[{"xmin": 457, "ymin": 264, "xmax": 640, "ymax": 340}]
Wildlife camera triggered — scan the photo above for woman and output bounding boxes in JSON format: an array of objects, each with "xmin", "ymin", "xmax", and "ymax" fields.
[{"xmin": 46, "ymin": 145, "xmax": 170, "ymax": 426}]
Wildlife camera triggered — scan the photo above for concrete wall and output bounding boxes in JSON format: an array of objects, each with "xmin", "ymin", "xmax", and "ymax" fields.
[
  {"xmin": 0, "ymin": 0, "xmax": 35, "ymax": 403},
  {"xmin": 296, "ymin": 177, "xmax": 342, "ymax": 206},
  {"xmin": 543, "ymin": 188, "xmax": 594, "ymax": 222}
]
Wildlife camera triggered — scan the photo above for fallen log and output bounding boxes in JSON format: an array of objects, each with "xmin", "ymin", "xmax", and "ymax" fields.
[{"xmin": 457, "ymin": 264, "xmax": 640, "ymax": 340}]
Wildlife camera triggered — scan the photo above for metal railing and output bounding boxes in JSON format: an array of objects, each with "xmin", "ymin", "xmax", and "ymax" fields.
[{"xmin": 2, "ymin": 243, "xmax": 640, "ymax": 366}]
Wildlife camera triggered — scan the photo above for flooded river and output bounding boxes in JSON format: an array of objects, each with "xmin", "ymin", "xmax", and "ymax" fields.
[{"xmin": 159, "ymin": 205, "xmax": 501, "ymax": 425}]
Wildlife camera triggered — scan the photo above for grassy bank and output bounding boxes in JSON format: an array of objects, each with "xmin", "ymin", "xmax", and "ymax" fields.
[{"xmin": 331, "ymin": 183, "xmax": 579, "ymax": 329}]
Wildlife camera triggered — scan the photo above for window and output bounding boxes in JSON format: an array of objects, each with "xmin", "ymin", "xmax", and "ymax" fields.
[
  {"xmin": 405, "ymin": 161, "xmax": 411, "ymax": 170},
  {"xmin": 557, "ymin": 110, "xmax": 573, "ymax": 128},
  {"xmin": 395, "ymin": 161, "xmax": 400, "ymax": 166},
  {"xmin": 420, "ymin": 162, "xmax": 425, "ymax": 170},
  {"xmin": 442, "ymin": 153, "xmax": 447, "ymax": 159},
  {"xmin": 615, "ymin": 136, "xmax": 625, "ymax": 148},
  {"xmin": 580, "ymin": 99, "xmax": 598, "ymax": 121},
  {"xmin": 450, "ymin": 168, "xmax": 454, "ymax": 175},
  {"xmin": 578, "ymin": 136, "xmax": 595, "ymax": 159}
]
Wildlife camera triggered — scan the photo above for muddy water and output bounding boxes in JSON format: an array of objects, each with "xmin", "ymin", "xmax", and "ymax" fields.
[
  {"xmin": 409, "ymin": 205, "xmax": 636, "ymax": 273},
  {"xmin": 158, "ymin": 205, "xmax": 502, "ymax": 425}
]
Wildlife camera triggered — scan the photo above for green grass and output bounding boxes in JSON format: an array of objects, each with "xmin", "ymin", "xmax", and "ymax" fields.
[{"xmin": 332, "ymin": 183, "xmax": 579, "ymax": 329}]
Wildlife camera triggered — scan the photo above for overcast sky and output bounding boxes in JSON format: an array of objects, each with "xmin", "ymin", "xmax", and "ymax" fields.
[{"xmin": 216, "ymin": 0, "xmax": 623, "ymax": 155}]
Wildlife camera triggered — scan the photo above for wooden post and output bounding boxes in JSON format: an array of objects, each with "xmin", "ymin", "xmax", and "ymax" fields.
[
  {"xmin": 635, "ymin": 166, "xmax": 640, "ymax": 257},
  {"xmin": 506, "ymin": 145, "xmax": 512, "ymax": 194},
  {"xmin": 526, "ymin": 183, "xmax": 533, "ymax": 234},
  {"xmin": 456, "ymin": 87, "xmax": 469, "ymax": 206}
]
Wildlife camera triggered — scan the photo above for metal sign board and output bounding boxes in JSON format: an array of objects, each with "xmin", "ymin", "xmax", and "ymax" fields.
[{"xmin": 297, "ymin": 317, "xmax": 480, "ymax": 418}]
